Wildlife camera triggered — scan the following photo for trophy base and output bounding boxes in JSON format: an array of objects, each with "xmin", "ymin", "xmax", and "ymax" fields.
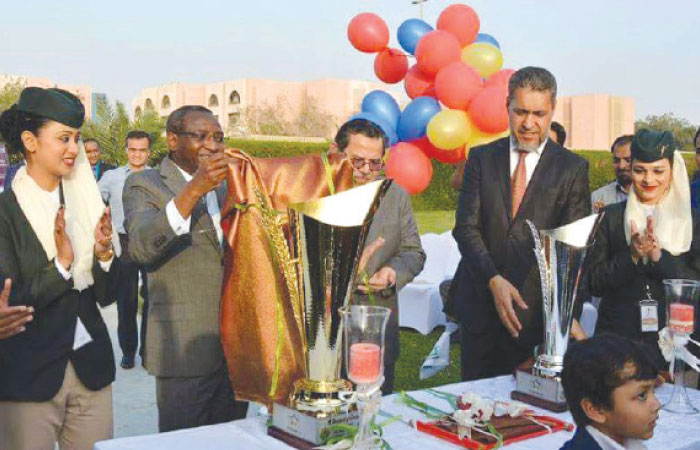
[
  {"xmin": 290, "ymin": 378, "xmax": 354, "ymax": 416},
  {"xmin": 511, "ymin": 370, "xmax": 568, "ymax": 413},
  {"xmin": 270, "ymin": 402, "xmax": 359, "ymax": 447}
]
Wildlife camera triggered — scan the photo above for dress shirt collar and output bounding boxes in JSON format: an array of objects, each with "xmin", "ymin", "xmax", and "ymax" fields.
[
  {"xmin": 615, "ymin": 180, "xmax": 630, "ymax": 194},
  {"xmin": 174, "ymin": 163, "xmax": 193, "ymax": 182},
  {"xmin": 509, "ymin": 135, "xmax": 548, "ymax": 155},
  {"xmin": 585, "ymin": 425, "xmax": 647, "ymax": 450}
]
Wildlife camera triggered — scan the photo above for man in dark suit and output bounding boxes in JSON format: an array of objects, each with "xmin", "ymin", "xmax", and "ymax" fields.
[
  {"xmin": 332, "ymin": 119, "xmax": 425, "ymax": 395},
  {"xmin": 453, "ymin": 67, "xmax": 591, "ymax": 381},
  {"xmin": 123, "ymin": 105, "xmax": 247, "ymax": 432},
  {"xmin": 84, "ymin": 138, "xmax": 115, "ymax": 181}
]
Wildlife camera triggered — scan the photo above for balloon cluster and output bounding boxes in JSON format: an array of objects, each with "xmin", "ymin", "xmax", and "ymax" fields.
[{"xmin": 347, "ymin": 4, "xmax": 513, "ymax": 195}]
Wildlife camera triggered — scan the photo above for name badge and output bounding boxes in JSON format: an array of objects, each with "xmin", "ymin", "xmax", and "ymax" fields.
[{"xmin": 639, "ymin": 299, "xmax": 659, "ymax": 333}]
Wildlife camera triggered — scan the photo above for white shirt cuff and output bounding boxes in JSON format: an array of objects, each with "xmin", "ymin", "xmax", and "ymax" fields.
[
  {"xmin": 98, "ymin": 258, "xmax": 114, "ymax": 272},
  {"xmin": 55, "ymin": 258, "xmax": 72, "ymax": 280},
  {"xmin": 166, "ymin": 199, "xmax": 191, "ymax": 236}
]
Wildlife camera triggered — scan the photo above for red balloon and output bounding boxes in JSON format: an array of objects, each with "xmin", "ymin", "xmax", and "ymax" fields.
[
  {"xmin": 374, "ymin": 48, "xmax": 409, "ymax": 84},
  {"xmin": 484, "ymin": 68, "xmax": 516, "ymax": 89},
  {"xmin": 468, "ymin": 87, "xmax": 509, "ymax": 134},
  {"xmin": 433, "ymin": 145, "xmax": 466, "ymax": 164},
  {"xmin": 348, "ymin": 13, "xmax": 390, "ymax": 53},
  {"xmin": 404, "ymin": 65, "xmax": 435, "ymax": 99},
  {"xmin": 437, "ymin": 4, "xmax": 480, "ymax": 46},
  {"xmin": 415, "ymin": 30, "xmax": 461, "ymax": 77},
  {"xmin": 385, "ymin": 142, "xmax": 433, "ymax": 195},
  {"xmin": 435, "ymin": 61, "xmax": 483, "ymax": 110},
  {"xmin": 411, "ymin": 136, "xmax": 439, "ymax": 159}
]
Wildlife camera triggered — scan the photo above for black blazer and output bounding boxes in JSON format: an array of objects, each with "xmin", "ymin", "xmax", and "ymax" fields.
[
  {"xmin": 559, "ymin": 426, "xmax": 603, "ymax": 450},
  {"xmin": 0, "ymin": 190, "xmax": 119, "ymax": 401},
  {"xmin": 587, "ymin": 202, "xmax": 700, "ymax": 360},
  {"xmin": 452, "ymin": 137, "xmax": 590, "ymax": 348}
]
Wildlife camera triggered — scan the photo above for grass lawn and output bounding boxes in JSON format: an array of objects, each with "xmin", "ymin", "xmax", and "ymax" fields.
[
  {"xmin": 413, "ymin": 210, "xmax": 455, "ymax": 235},
  {"xmin": 393, "ymin": 210, "xmax": 461, "ymax": 392}
]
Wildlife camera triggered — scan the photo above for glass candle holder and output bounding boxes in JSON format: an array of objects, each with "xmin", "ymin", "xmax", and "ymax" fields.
[
  {"xmin": 340, "ymin": 305, "xmax": 391, "ymax": 449},
  {"xmin": 662, "ymin": 279, "xmax": 700, "ymax": 414}
]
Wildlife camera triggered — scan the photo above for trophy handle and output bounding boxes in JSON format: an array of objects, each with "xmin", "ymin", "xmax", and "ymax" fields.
[{"xmin": 526, "ymin": 220, "xmax": 551, "ymax": 313}]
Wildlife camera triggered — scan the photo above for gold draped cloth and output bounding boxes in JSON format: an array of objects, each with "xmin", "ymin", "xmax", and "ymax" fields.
[{"xmin": 220, "ymin": 149, "xmax": 354, "ymax": 406}]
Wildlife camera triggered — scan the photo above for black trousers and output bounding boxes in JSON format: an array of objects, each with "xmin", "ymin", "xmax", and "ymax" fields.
[
  {"xmin": 460, "ymin": 320, "xmax": 532, "ymax": 381},
  {"xmin": 117, "ymin": 233, "xmax": 149, "ymax": 359},
  {"xmin": 156, "ymin": 359, "xmax": 248, "ymax": 432}
]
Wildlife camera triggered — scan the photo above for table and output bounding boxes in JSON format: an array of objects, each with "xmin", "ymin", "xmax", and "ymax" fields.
[{"xmin": 95, "ymin": 376, "xmax": 700, "ymax": 450}]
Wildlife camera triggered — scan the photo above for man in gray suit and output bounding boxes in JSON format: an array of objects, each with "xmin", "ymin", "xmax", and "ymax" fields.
[
  {"xmin": 123, "ymin": 105, "xmax": 247, "ymax": 432},
  {"xmin": 332, "ymin": 118, "xmax": 426, "ymax": 395}
]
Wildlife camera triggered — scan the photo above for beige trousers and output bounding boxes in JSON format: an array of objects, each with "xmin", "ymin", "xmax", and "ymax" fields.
[{"xmin": 0, "ymin": 362, "xmax": 112, "ymax": 450}]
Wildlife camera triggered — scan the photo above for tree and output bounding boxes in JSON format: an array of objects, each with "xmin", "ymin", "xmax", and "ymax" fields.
[
  {"xmin": 82, "ymin": 96, "xmax": 166, "ymax": 166},
  {"xmin": 635, "ymin": 113, "xmax": 698, "ymax": 150},
  {"xmin": 242, "ymin": 92, "xmax": 338, "ymax": 138},
  {"xmin": 0, "ymin": 78, "xmax": 24, "ymax": 114}
]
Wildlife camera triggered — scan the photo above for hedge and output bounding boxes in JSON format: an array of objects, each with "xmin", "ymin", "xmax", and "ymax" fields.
[{"xmin": 225, "ymin": 139, "xmax": 698, "ymax": 211}]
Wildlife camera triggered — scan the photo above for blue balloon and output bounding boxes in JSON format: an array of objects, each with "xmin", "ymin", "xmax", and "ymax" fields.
[
  {"xmin": 361, "ymin": 90, "xmax": 401, "ymax": 131},
  {"xmin": 475, "ymin": 32, "xmax": 500, "ymax": 49},
  {"xmin": 397, "ymin": 18, "xmax": 433, "ymax": 55},
  {"xmin": 349, "ymin": 112, "xmax": 399, "ymax": 146},
  {"xmin": 397, "ymin": 97, "xmax": 441, "ymax": 142}
]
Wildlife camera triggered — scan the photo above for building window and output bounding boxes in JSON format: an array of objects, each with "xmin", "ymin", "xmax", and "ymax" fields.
[
  {"xmin": 229, "ymin": 91, "xmax": 240, "ymax": 105},
  {"xmin": 161, "ymin": 95, "xmax": 171, "ymax": 109},
  {"xmin": 134, "ymin": 106, "xmax": 142, "ymax": 119},
  {"xmin": 145, "ymin": 99, "xmax": 155, "ymax": 111},
  {"xmin": 209, "ymin": 94, "xmax": 219, "ymax": 107}
]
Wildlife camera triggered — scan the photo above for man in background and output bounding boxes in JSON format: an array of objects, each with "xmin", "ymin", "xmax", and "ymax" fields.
[
  {"xmin": 85, "ymin": 138, "xmax": 115, "ymax": 181},
  {"xmin": 549, "ymin": 121, "xmax": 567, "ymax": 147},
  {"xmin": 591, "ymin": 134, "xmax": 633, "ymax": 212},
  {"xmin": 99, "ymin": 131, "xmax": 151, "ymax": 369}
]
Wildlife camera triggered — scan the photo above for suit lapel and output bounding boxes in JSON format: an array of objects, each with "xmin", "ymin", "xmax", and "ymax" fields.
[
  {"xmin": 515, "ymin": 141, "xmax": 558, "ymax": 220},
  {"xmin": 160, "ymin": 156, "xmax": 188, "ymax": 197},
  {"xmin": 492, "ymin": 139, "xmax": 512, "ymax": 222}
]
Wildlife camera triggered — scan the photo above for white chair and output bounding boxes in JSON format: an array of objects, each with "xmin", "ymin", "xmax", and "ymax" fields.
[
  {"xmin": 398, "ymin": 233, "xmax": 457, "ymax": 334},
  {"xmin": 580, "ymin": 302, "xmax": 598, "ymax": 337}
]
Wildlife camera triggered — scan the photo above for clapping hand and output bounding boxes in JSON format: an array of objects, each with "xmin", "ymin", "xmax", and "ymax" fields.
[
  {"xmin": 54, "ymin": 206, "xmax": 74, "ymax": 270},
  {"xmin": 0, "ymin": 279, "xmax": 33, "ymax": 339},
  {"xmin": 629, "ymin": 217, "xmax": 659, "ymax": 263},
  {"xmin": 94, "ymin": 207, "xmax": 114, "ymax": 259}
]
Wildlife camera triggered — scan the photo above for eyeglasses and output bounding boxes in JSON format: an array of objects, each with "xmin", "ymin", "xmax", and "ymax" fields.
[
  {"xmin": 350, "ymin": 157, "xmax": 383, "ymax": 172},
  {"xmin": 612, "ymin": 157, "xmax": 631, "ymax": 165},
  {"xmin": 174, "ymin": 130, "xmax": 225, "ymax": 144}
]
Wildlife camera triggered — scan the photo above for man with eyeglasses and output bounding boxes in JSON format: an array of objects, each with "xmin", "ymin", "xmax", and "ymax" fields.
[
  {"xmin": 591, "ymin": 134, "xmax": 634, "ymax": 212},
  {"xmin": 99, "ymin": 130, "xmax": 151, "ymax": 370},
  {"xmin": 330, "ymin": 118, "xmax": 426, "ymax": 395},
  {"xmin": 123, "ymin": 106, "xmax": 247, "ymax": 431}
]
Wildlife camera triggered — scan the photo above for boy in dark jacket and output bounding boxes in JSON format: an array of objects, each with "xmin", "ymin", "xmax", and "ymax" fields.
[{"xmin": 560, "ymin": 334, "xmax": 660, "ymax": 450}]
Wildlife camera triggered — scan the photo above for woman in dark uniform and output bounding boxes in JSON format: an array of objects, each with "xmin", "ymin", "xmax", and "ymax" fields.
[
  {"xmin": 0, "ymin": 87, "xmax": 119, "ymax": 450},
  {"xmin": 588, "ymin": 129, "xmax": 700, "ymax": 365}
]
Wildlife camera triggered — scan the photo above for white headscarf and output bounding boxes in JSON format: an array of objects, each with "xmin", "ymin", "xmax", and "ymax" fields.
[
  {"xmin": 12, "ymin": 142, "xmax": 106, "ymax": 291},
  {"xmin": 624, "ymin": 151, "xmax": 692, "ymax": 256}
]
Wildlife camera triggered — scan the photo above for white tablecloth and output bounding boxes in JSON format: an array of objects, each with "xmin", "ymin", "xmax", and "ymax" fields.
[{"xmin": 95, "ymin": 375, "xmax": 700, "ymax": 450}]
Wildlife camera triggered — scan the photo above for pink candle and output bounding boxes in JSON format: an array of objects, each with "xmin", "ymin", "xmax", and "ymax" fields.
[
  {"xmin": 349, "ymin": 342, "xmax": 381, "ymax": 384},
  {"xmin": 669, "ymin": 303, "xmax": 695, "ymax": 334}
]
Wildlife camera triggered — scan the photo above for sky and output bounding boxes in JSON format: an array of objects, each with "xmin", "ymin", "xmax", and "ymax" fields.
[{"xmin": 1, "ymin": 0, "xmax": 698, "ymax": 124}]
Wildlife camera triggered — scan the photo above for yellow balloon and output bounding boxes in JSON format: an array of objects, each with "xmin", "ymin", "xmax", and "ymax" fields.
[
  {"xmin": 427, "ymin": 109, "xmax": 471, "ymax": 150},
  {"xmin": 469, "ymin": 125, "xmax": 510, "ymax": 148},
  {"xmin": 461, "ymin": 42, "xmax": 503, "ymax": 78}
]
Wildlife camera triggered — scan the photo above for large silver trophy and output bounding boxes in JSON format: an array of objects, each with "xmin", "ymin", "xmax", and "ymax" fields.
[
  {"xmin": 512, "ymin": 213, "xmax": 602, "ymax": 412},
  {"xmin": 269, "ymin": 180, "xmax": 391, "ymax": 447}
]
